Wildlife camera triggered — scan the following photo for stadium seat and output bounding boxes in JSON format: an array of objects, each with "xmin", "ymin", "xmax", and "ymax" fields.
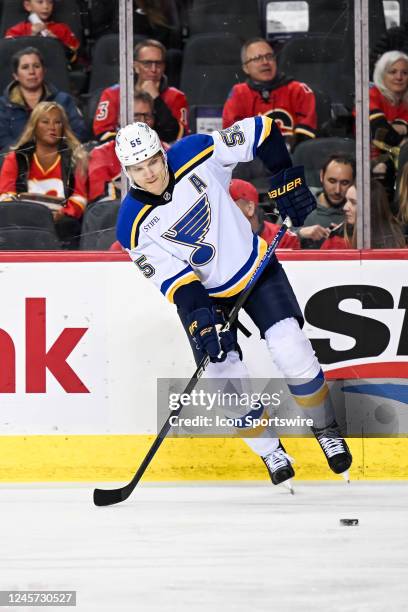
[
  {"xmin": 79, "ymin": 0, "xmax": 116, "ymax": 43},
  {"xmin": 291, "ymin": 137, "xmax": 356, "ymax": 188},
  {"xmin": 187, "ymin": 0, "xmax": 261, "ymax": 38},
  {"xmin": 0, "ymin": 37, "xmax": 70, "ymax": 93},
  {"xmin": 232, "ymin": 158, "xmax": 271, "ymax": 197},
  {"xmin": 277, "ymin": 35, "xmax": 354, "ymax": 108},
  {"xmin": 180, "ymin": 33, "xmax": 244, "ymax": 106},
  {"xmin": 87, "ymin": 34, "xmax": 120, "ymax": 94},
  {"xmin": 313, "ymin": 89, "xmax": 332, "ymax": 135},
  {"xmin": 88, "ymin": 34, "xmax": 147, "ymax": 93},
  {"xmin": 0, "ymin": 0, "xmax": 84, "ymax": 46},
  {"xmin": 0, "ymin": 200, "xmax": 61, "ymax": 250},
  {"xmin": 79, "ymin": 200, "xmax": 120, "ymax": 250},
  {"xmin": 166, "ymin": 48, "xmax": 183, "ymax": 89}
]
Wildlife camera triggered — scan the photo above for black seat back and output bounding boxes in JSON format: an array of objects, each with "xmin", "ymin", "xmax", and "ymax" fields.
[
  {"xmin": 188, "ymin": 0, "xmax": 261, "ymax": 38},
  {"xmin": 0, "ymin": 37, "xmax": 70, "ymax": 92},
  {"xmin": 0, "ymin": 200, "xmax": 61, "ymax": 249},
  {"xmin": 79, "ymin": 199, "xmax": 120, "ymax": 250},
  {"xmin": 278, "ymin": 35, "xmax": 354, "ymax": 107},
  {"xmin": 0, "ymin": 0, "xmax": 83, "ymax": 45},
  {"xmin": 88, "ymin": 34, "xmax": 148, "ymax": 94},
  {"xmin": 291, "ymin": 137, "xmax": 356, "ymax": 188},
  {"xmin": 180, "ymin": 33, "xmax": 244, "ymax": 106}
]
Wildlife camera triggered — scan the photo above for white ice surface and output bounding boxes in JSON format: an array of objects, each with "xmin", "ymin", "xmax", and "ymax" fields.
[{"xmin": 0, "ymin": 482, "xmax": 407, "ymax": 612}]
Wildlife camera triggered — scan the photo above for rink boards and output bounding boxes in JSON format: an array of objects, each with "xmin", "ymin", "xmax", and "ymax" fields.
[{"xmin": 0, "ymin": 250, "xmax": 407, "ymax": 481}]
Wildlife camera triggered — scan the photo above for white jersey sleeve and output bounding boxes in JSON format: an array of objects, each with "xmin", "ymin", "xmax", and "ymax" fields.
[
  {"xmin": 211, "ymin": 116, "xmax": 274, "ymax": 167},
  {"xmin": 210, "ymin": 115, "xmax": 292, "ymax": 178}
]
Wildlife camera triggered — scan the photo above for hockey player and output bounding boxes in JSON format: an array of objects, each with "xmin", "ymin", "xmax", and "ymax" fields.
[{"xmin": 115, "ymin": 117, "xmax": 352, "ymax": 487}]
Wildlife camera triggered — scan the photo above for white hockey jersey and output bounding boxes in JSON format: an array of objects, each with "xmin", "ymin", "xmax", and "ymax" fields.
[{"xmin": 117, "ymin": 116, "xmax": 289, "ymax": 305}]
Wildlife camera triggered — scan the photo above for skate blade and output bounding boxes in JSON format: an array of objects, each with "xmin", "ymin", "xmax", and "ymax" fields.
[
  {"xmin": 341, "ymin": 470, "xmax": 350, "ymax": 483},
  {"xmin": 281, "ymin": 479, "xmax": 295, "ymax": 494}
]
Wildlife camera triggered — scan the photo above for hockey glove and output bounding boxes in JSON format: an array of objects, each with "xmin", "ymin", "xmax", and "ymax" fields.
[
  {"xmin": 268, "ymin": 165, "xmax": 316, "ymax": 226},
  {"xmin": 187, "ymin": 307, "xmax": 235, "ymax": 362},
  {"xmin": 213, "ymin": 306, "xmax": 236, "ymax": 355}
]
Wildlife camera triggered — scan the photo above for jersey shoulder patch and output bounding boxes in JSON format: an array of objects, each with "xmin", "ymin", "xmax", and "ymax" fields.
[
  {"xmin": 168, "ymin": 134, "xmax": 214, "ymax": 181},
  {"xmin": 116, "ymin": 192, "xmax": 152, "ymax": 250}
]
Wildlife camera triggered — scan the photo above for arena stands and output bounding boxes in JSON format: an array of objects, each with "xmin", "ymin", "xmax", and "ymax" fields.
[{"xmin": 0, "ymin": 0, "xmax": 405, "ymax": 250}]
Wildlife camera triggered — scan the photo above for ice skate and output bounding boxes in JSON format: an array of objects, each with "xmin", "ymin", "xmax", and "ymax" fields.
[
  {"xmin": 312, "ymin": 420, "xmax": 352, "ymax": 478},
  {"xmin": 262, "ymin": 442, "xmax": 295, "ymax": 492}
]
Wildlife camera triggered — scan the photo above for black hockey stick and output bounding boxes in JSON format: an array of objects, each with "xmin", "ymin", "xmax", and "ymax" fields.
[{"xmin": 93, "ymin": 218, "xmax": 291, "ymax": 506}]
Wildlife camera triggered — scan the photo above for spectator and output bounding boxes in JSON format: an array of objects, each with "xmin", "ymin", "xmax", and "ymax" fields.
[
  {"xmin": 321, "ymin": 184, "xmax": 356, "ymax": 249},
  {"xmin": 322, "ymin": 180, "xmax": 406, "ymax": 249},
  {"xmin": 93, "ymin": 39, "xmax": 189, "ymax": 143},
  {"xmin": 4, "ymin": 0, "xmax": 80, "ymax": 63},
  {"xmin": 301, "ymin": 153, "xmax": 355, "ymax": 248},
  {"xmin": 229, "ymin": 178, "xmax": 300, "ymax": 248},
  {"xmin": 88, "ymin": 92, "xmax": 168, "ymax": 205},
  {"xmin": 222, "ymin": 37, "xmax": 317, "ymax": 150},
  {"xmin": 397, "ymin": 161, "xmax": 408, "ymax": 243},
  {"xmin": 369, "ymin": 51, "xmax": 408, "ymax": 156},
  {"xmin": 0, "ymin": 100, "xmax": 87, "ymax": 248},
  {"xmin": 371, "ymin": 179, "xmax": 406, "ymax": 248},
  {"xmin": 0, "ymin": 47, "xmax": 86, "ymax": 152}
]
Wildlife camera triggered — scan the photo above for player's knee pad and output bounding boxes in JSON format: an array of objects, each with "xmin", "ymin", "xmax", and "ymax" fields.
[
  {"xmin": 204, "ymin": 350, "xmax": 250, "ymax": 380},
  {"xmin": 265, "ymin": 317, "xmax": 320, "ymax": 379}
]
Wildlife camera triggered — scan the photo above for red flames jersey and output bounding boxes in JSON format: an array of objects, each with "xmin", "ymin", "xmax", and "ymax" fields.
[
  {"xmin": 0, "ymin": 151, "xmax": 87, "ymax": 218},
  {"xmin": 88, "ymin": 140, "xmax": 121, "ymax": 204},
  {"xmin": 223, "ymin": 81, "xmax": 317, "ymax": 139},
  {"xmin": 5, "ymin": 21, "xmax": 80, "ymax": 53},
  {"xmin": 260, "ymin": 221, "xmax": 300, "ymax": 248},
  {"xmin": 93, "ymin": 84, "xmax": 189, "ymax": 139},
  {"xmin": 369, "ymin": 85, "xmax": 408, "ymax": 125}
]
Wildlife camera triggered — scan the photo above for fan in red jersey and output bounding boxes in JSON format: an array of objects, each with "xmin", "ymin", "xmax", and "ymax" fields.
[
  {"xmin": 223, "ymin": 38, "xmax": 316, "ymax": 151},
  {"xmin": 93, "ymin": 39, "xmax": 189, "ymax": 144},
  {"xmin": 4, "ymin": 0, "xmax": 80, "ymax": 63},
  {"xmin": 369, "ymin": 51, "xmax": 408, "ymax": 157}
]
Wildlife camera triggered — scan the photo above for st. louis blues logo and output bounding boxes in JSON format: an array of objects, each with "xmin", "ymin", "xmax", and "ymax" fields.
[{"xmin": 162, "ymin": 194, "xmax": 215, "ymax": 266}]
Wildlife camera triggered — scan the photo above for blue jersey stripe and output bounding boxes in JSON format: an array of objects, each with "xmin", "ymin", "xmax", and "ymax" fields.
[
  {"xmin": 160, "ymin": 264, "xmax": 194, "ymax": 296},
  {"xmin": 252, "ymin": 116, "xmax": 264, "ymax": 157},
  {"xmin": 207, "ymin": 234, "xmax": 259, "ymax": 294},
  {"xmin": 168, "ymin": 134, "xmax": 214, "ymax": 176}
]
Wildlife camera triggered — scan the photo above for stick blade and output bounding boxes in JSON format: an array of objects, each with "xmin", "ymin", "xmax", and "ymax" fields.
[{"xmin": 93, "ymin": 485, "xmax": 129, "ymax": 507}]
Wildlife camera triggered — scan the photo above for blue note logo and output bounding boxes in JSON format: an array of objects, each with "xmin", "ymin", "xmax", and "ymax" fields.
[{"xmin": 162, "ymin": 194, "xmax": 215, "ymax": 266}]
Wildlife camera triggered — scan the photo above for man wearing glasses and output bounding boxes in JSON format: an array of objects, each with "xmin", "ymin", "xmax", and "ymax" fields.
[
  {"xmin": 223, "ymin": 38, "xmax": 317, "ymax": 151},
  {"xmin": 93, "ymin": 39, "xmax": 189, "ymax": 144}
]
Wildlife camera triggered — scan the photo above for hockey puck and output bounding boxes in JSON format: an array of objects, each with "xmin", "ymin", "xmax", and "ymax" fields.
[{"xmin": 340, "ymin": 518, "xmax": 359, "ymax": 526}]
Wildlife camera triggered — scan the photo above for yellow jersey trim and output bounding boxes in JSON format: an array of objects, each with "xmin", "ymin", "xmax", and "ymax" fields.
[
  {"xmin": 209, "ymin": 238, "xmax": 268, "ymax": 298},
  {"xmin": 260, "ymin": 117, "xmax": 273, "ymax": 144},
  {"xmin": 369, "ymin": 112, "xmax": 385, "ymax": 121},
  {"xmin": 175, "ymin": 145, "xmax": 215, "ymax": 180},
  {"xmin": 130, "ymin": 204, "xmax": 152, "ymax": 249},
  {"xmin": 295, "ymin": 127, "xmax": 316, "ymax": 138},
  {"xmin": 167, "ymin": 271, "xmax": 200, "ymax": 303}
]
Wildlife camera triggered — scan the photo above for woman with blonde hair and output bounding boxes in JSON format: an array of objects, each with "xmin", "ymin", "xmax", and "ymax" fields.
[
  {"xmin": 0, "ymin": 101, "xmax": 87, "ymax": 247},
  {"xmin": 370, "ymin": 50, "xmax": 408, "ymax": 156}
]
